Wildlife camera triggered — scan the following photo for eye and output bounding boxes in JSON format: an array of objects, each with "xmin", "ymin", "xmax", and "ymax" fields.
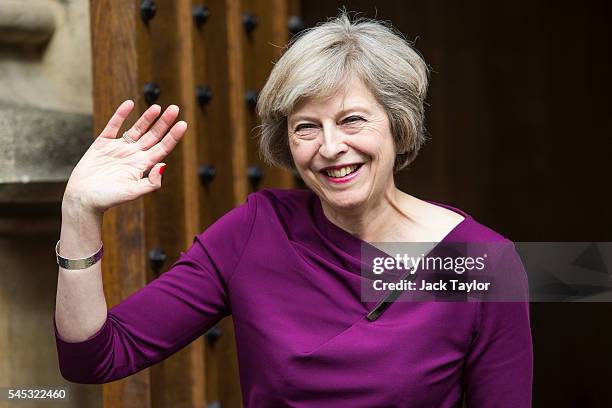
[
  {"xmin": 295, "ymin": 123, "xmax": 317, "ymax": 132},
  {"xmin": 342, "ymin": 115, "xmax": 365, "ymax": 124}
]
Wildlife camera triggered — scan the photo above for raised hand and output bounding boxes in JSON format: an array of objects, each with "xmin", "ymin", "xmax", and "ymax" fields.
[{"xmin": 63, "ymin": 100, "xmax": 188, "ymax": 214}]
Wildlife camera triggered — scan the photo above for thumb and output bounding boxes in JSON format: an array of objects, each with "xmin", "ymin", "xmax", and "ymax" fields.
[{"xmin": 137, "ymin": 162, "xmax": 167, "ymax": 194}]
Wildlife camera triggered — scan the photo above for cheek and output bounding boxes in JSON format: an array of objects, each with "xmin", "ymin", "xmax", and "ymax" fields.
[
  {"xmin": 289, "ymin": 138, "xmax": 317, "ymax": 168},
  {"xmin": 350, "ymin": 131, "xmax": 393, "ymax": 158},
  {"xmin": 350, "ymin": 120, "xmax": 394, "ymax": 153}
]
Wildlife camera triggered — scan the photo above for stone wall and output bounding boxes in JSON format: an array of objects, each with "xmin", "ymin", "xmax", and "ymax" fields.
[
  {"xmin": 0, "ymin": 2, "xmax": 101, "ymax": 407},
  {"xmin": 0, "ymin": 0, "xmax": 93, "ymax": 202}
]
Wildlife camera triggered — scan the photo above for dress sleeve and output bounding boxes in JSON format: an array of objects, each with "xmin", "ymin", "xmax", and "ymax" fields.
[
  {"xmin": 53, "ymin": 193, "xmax": 257, "ymax": 384},
  {"xmin": 462, "ymin": 242, "xmax": 533, "ymax": 407}
]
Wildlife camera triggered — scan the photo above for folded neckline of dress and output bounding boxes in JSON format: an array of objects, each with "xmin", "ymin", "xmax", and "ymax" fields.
[{"xmin": 310, "ymin": 191, "xmax": 474, "ymax": 279}]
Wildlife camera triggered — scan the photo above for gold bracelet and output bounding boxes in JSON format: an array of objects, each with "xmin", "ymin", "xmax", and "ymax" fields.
[{"xmin": 55, "ymin": 240, "xmax": 104, "ymax": 270}]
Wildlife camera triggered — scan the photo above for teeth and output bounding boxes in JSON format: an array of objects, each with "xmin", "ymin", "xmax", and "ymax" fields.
[{"xmin": 326, "ymin": 164, "xmax": 358, "ymax": 178}]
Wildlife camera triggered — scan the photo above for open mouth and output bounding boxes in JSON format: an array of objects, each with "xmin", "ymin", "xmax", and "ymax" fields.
[{"xmin": 320, "ymin": 163, "xmax": 364, "ymax": 182}]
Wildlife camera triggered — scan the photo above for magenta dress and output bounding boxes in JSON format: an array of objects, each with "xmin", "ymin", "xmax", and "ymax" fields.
[{"xmin": 54, "ymin": 188, "xmax": 533, "ymax": 407}]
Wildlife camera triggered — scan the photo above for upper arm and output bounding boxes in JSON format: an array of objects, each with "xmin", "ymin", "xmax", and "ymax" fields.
[{"xmin": 54, "ymin": 193, "xmax": 258, "ymax": 384}]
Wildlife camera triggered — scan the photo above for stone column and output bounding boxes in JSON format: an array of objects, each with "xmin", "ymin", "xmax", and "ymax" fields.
[
  {"xmin": 0, "ymin": 0, "xmax": 93, "ymax": 203},
  {"xmin": 0, "ymin": 1, "xmax": 100, "ymax": 407}
]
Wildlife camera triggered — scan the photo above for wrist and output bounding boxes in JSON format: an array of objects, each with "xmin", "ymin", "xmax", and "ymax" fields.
[
  {"xmin": 62, "ymin": 193, "xmax": 103, "ymax": 219},
  {"xmin": 60, "ymin": 195, "xmax": 104, "ymax": 259}
]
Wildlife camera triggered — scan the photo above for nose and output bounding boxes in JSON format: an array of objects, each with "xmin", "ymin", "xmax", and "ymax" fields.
[{"xmin": 318, "ymin": 123, "xmax": 348, "ymax": 159}]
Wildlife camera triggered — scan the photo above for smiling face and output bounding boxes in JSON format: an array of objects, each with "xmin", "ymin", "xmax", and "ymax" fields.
[{"xmin": 287, "ymin": 76, "xmax": 397, "ymax": 211}]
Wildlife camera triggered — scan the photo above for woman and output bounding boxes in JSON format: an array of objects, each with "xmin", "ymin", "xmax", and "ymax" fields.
[{"xmin": 54, "ymin": 13, "xmax": 532, "ymax": 407}]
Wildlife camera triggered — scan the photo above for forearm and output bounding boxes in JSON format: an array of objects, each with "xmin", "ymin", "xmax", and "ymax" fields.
[{"xmin": 55, "ymin": 195, "xmax": 108, "ymax": 342}]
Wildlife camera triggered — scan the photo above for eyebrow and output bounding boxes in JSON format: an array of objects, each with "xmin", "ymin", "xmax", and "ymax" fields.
[{"xmin": 289, "ymin": 106, "xmax": 372, "ymax": 127}]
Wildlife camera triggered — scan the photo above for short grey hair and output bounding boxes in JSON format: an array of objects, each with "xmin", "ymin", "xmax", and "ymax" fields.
[{"xmin": 256, "ymin": 11, "xmax": 430, "ymax": 173}]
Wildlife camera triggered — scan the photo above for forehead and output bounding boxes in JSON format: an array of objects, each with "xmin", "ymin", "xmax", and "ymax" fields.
[{"xmin": 289, "ymin": 76, "xmax": 379, "ymax": 117}]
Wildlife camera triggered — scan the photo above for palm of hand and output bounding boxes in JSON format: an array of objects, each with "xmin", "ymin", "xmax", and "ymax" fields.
[{"xmin": 64, "ymin": 100, "xmax": 187, "ymax": 213}]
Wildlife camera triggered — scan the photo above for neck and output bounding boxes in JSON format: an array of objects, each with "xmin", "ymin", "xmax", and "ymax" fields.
[{"xmin": 320, "ymin": 184, "xmax": 416, "ymax": 242}]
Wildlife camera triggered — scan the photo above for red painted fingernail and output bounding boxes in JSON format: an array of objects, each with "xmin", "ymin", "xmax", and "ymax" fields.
[{"xmin": 159, "ymin": 165, "xmax": 167, "ymax": 175}]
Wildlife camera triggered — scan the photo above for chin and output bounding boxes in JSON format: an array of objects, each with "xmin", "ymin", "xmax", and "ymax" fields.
[{"xmin": 321, "ymin": 187, "xmax": 369, "ymax": 210}]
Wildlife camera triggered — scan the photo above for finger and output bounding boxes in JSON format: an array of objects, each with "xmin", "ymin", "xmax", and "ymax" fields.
[
  {"xmin": 146, "ymin": 121, "xmax": 188, "ymax": 163},
  {"xmin": 122, "ymin": 104, "xmax": 162, "ymax": 143},
  {"xmin": 138, "ymin": 105, "xmax": 180, "ymax": 150},
  {"xmin": 99, "ymin": 100, "xmax": 135, "ymax": 139},
  {"xmin": 136, "ymin": 162, "xmax": 166, "ymax": 195}
]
